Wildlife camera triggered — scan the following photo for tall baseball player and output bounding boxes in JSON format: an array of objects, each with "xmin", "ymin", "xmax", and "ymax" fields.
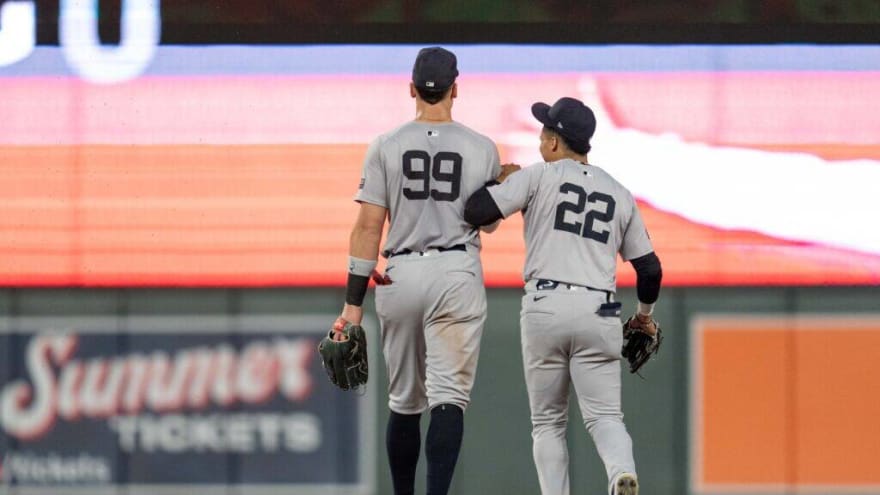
[
  {"xmin": 464, "ymin": 96, "xmax": 663, "ymax": 495},
  {"xmin": 333, "ymin": 47, "xmax": 513, "ymax": 495}
]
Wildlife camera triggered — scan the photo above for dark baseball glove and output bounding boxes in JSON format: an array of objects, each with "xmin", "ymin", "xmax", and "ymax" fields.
[
  {"xmin": 621, "ymin": 314, "xmax": 663, "ymax": 374},
  {"xmin": 318, "ymin": 321, "xmax": 369, "ymax": 391}
]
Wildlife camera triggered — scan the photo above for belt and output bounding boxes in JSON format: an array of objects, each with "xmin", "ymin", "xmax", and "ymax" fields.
[
  {"xmin": 389, "ymin": 244, "xmax": 466, "ymax": 258},
  {"xmin": 531, "ymin": 279, "xmax": 614, "ymax": 302}
]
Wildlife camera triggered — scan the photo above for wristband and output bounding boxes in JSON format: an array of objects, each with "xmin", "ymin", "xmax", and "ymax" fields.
[
  {"xmin": 637, "ymin": 301, "xmax": 655, "ymax": 316},
  {"xmin": 348, "ymin": 256, "xmax": 377, "ymax": 277},
  {"xmin": 345, "ymin": 273, "xmax": 370, "ymax": 306}
]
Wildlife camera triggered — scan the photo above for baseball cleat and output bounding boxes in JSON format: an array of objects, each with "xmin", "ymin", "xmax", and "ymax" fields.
[{"xmin": 614, "ymin": 473, "xmax": 638, "ymax": 495}]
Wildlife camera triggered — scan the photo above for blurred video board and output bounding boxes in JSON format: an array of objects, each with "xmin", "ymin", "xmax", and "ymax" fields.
[{"xmin": 1, "ymin": 6, "xmax": 878, "ymax": 286}]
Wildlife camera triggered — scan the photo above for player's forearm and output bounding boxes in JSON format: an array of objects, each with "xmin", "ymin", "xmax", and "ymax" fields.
[
  {"xmin": 349, "ymin": 223, "xmax": 382, "ymax": 261},
  {"xmin": 630, "ymin": 252, "xmax": 662, "ymax": 313},
  {"xmin": 345, "ymin": 212, "xmax": 384, "ymax": 308}
]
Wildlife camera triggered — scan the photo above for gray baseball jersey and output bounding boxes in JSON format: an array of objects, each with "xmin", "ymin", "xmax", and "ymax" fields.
[
  {"xmin": 487, "ymin": 159, "xmax": 653, "ymax": 290},
  {"xmin": 356, "ymin": 121, "xmax": 501, "ymax": 257},
  {"xmin": 355, "ymin": 119, "xmax": 500, "ymax": 414}
]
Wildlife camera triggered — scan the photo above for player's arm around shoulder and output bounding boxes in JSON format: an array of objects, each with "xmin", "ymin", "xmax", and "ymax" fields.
[
  {"xmin": 464, "ymin": 162, "xmax": 522, "ymax": 227},
  {"xmin": 475, "ymin": 163, "xmax": 521, "ymax": 233},
  {"xmin": 497, "ymin": 163, "xmax": 521, "ymax": 182},
  {"xmin": 334, "ymin": 201, "xmax": 388, "ymax": 339}
]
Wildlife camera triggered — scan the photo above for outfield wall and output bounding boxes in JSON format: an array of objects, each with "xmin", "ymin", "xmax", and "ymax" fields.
[{"xmin": 1, "ymin": 287, "xmax": 877, "ymax": 495}]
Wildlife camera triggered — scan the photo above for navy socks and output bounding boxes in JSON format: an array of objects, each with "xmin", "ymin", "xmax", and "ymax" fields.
[
  {"xmin": 386, "ymin": 411, "xmax": 422, "ymax": 495},
  {"xmin": 386, "ymin": 404, "xmax": 464, "ymax": 495},
  {"xmin": 426, "ymin": 404, "xmax": 464, "ymax": 495}
]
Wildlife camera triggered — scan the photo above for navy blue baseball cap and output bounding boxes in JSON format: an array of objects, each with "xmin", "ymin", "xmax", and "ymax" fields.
[
  {"xmin": 412, "ymin": 47, "xmax": 459, "ymax": 91},
  {"xmin": 531, "ymin": 97, "xmax": 597, "ymax": 152}
]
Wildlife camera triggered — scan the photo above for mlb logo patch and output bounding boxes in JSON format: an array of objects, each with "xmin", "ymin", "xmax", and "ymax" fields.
[
  {"xmin": 358, "ymin": 178, "xmax": 365, "ymax": 189},
  {"xmin": 427, "ymin": 130, "xmax": 439, "ymax": 137}
]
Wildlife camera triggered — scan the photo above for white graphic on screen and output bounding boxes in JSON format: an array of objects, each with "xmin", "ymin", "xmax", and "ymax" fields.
[{"xmin": 506, "ymin": 79, "xmax": 880, "ymax": 256}]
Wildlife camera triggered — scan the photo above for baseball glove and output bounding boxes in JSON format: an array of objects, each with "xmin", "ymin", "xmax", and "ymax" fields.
[
  {"xmin": 621, "ymin": 315, "xmax": 663, "ymax": 374},
  {"xmin": 318, "ymin": 321, "xmax": 369, "ymax": 391}
]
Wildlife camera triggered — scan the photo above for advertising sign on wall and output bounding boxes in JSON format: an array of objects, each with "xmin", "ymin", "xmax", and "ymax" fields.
[{"xmin": 0, "ymin": 315, "xmax": 374, "ymax": 495}]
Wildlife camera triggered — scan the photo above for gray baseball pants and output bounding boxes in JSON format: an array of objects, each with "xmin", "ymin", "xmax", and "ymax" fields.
[
  {"xmin": 520, "ymin": 281, "xmax": 636, "ymax": 495},
  {"xmin": 375, "ymin": 248, "xmax": 487, "ymax": 415}
]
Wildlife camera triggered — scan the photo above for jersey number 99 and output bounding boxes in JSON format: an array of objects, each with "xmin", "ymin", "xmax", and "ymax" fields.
[
  {"xmin": 554, "ymin": 182, "xmax": 616, "ymax": 244},
  {"xmin": 402, "ymin": 150, "xmax": 462, "ymax": 202}
]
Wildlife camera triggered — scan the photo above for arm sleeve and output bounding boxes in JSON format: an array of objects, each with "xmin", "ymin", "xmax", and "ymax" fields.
[
  {"xmin": 630, "ymin": 251, "xmax": 662, "ymax": 304},
  {"xmin": 486, "ymin": 163, "xmax": 544, "ymax": 218},
  {"xmin": 465, "ymin": 182, "xmax": 504, "ymax": 226},
  {"xmin": 619, "ymin": 198, "xmax": 654, "ymax": 261},
  {"xmin": 353, "ymin": 137, "xmax": 387, "ymax": 207}
]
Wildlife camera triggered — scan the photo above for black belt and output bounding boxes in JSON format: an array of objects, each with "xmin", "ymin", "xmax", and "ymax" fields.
[
  {"xmin": 535, "ymin": 279, "xmax": 614, "ymax": 303},
  {"xmin": 389, "ymin": 244, "xmax": 466, "ymax": 258}
]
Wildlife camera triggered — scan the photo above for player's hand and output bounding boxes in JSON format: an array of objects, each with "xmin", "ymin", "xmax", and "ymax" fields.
[
  {"xmin": 334, "ymin": 304, "xmax": 363, "ymax": 340},
  {"xmin": 627, "ymin": 313, "xmax": 658, "ymax": 337},
  {"xmin": 497, "ymin": 163, "xmax": 521, "ymax": 182}
]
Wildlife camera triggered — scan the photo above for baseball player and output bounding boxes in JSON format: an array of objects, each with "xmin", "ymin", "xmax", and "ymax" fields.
[
  {"xmin": 463, "ymin": 96, "xmax": 663, "ymax": 495},
  {"xmin": 333, "ymin": 47, "xmax": 513, "ymax": 495}
]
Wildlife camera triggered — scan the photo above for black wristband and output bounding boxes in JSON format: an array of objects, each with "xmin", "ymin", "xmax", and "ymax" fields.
[{"xmin": 345, "ymin": 273, "xmax": 370, "ymax": 306}]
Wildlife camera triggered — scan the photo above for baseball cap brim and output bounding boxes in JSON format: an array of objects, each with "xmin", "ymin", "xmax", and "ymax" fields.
[
  {"xmin": 531, "ymin": 99, "xmax": 592, "ymax": 152},
  {"xmin": 531, "ymin": 102, "xmax": 553, "ymax": 127}
]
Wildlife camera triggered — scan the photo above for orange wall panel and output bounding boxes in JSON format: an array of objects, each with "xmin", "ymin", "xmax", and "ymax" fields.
[
  {"xmin": 794, "ymin": 326, "xmax": 880, "ymax": 485},
  {"xmin": 699, "ymin": 327, "xmax": 789, "ymax": 485},
  {"xmin": 693, "ymin": 317, "xmax": 880, "ymax": 493}
]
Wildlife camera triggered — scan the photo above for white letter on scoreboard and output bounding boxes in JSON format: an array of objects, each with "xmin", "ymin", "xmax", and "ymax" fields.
[
  {"xmin": 0, "ymin": 1, "xmax": 35, "ymax": 66},
  {"xmin": 60, "ymin": 0, "xmax": 160, "ymax": 83}
]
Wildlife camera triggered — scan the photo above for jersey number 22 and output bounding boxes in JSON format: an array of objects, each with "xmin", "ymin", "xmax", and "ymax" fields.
[{"xmin": 554, "ymin": 182, "xmax": 615, "ymax": 244}]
